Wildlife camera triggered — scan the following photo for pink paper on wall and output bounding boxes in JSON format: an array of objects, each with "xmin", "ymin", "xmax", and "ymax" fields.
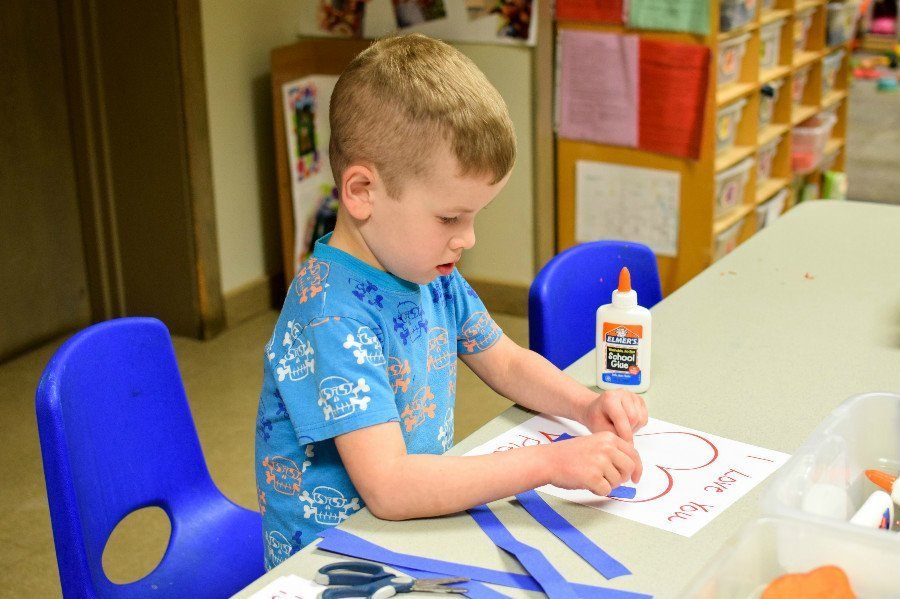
[{"xmin": 557, "ymin": 30, "xmax": 639, "ymax": 148}]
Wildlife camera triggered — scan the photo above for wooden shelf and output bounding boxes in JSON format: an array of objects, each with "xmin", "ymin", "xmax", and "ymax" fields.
[
  {"xmin": 717, "ymin": 81, "xmax": 759, "ymax": 106},
  {"xmin": 714, "ymin": 202, "xmax": 755, "ymax": 235},
  {"xmin": 759, "ymin": 65, "xmax": 792, "ymax": 84},
  {"xmin": 718, "ymin": 22, "xmax": 759, "ymax": 42},
  {"xmin": 792, "ymin": 104, "xmax": 819, "ymax": 125},
  {"xmin": 760, "ymin": 9, "xmax": 791, "ymax": 25},
  {"xmin": 758, "ymin": 123, "xmax": 790, "ymax": 145},
  {"xmin": 796, "ymin": 0, "xmax": 826, "ymax": 11},
  {"xmin": 715, "ymin": 145, "xmax": 756, "ymax": 173},
  {"xmin": 824, "ymin": 137, "xmax": 845, "ymax": 156},
  {"xmin": 756, "ymin": 177, "xmax": 790, "ymax": 204},
  {"xmin": 822, "ymin": 89, "xmax": 848, "ymax": 109},
  {"xmin": 792, "ymin": 50, "xmax": 821, "ymax": 69}
]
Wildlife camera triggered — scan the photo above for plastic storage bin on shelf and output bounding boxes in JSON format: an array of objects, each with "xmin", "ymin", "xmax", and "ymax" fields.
[
  {"xmin": 821, "ymin": 48, "xmax": 845, "ymax": 96},
  {"xmin": 790, "ymin": 64, "xmax": 812, "ymax": 109},
  {"xmin": 792, "ymin": 112, "xmax": 837, "ymax": 173},
  {"xmin": 757, "ymin": 134, "xmax": 783, "ymax": 182},
  {"xmin": 758, "ymin": 78, "xmax": 784, "ymax": 129},
  {"xmin": 717, "ymin": 33, "xmax": 750, "ymax": 88},
  {"xmin": 714, "ymin": 157, "xmax": 754, "ymax": 218},
  {"xmin": 827, "ymin": 1, "xmax": 860, "ymax": 46},
  {"xmin": 720, "ymin": 0, "xmax": 758, "ymax": 32},
  {"xmin": 716, "ymin": 98, "xmax": 748, "ymax": 154},
  {"xmin": 761, "ymin": 392, "xmax": 900, "ymax": 541},
  {"xmin": 682, "ymin": 517, "xmax": 900, "ymax": 598},
  {"xmin": 713, "ymin": 218, "xmax": 744, "ymax": 260},
  {"xmin": 820, "ymin": 145, "xmax": 840, "ymax": 172},
  {"xmin": 759, "ymin": 18, "xmax": 785, "ymax": 71},
  {"xmin": 755, "ymin": 187, "xmax": 788, "ymax": 230},
  {"xmin": 760, "ymin": 0, "xmax": 776, "ymax": 12},
  {"xmin": 793, "ymin": 7, "xmax": 815, "ymax": 53}
]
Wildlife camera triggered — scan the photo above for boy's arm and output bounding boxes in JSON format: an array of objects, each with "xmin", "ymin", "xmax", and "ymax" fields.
[
  {"xmin": 335, "ymin": 420, "xmax": 641, "ymax": 520},
  {"xmin": 461, "ymin": 334, "xmax": 648, "ymax": 441}
]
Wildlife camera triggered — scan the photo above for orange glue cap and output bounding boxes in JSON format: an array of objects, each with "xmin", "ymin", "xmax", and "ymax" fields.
[
  {"xmin": 617, "ymin": 267, "xmax": 632, "ymax": 293},
  {"xmin": 865, "ymin": 469, "xmax": 898, "ymax": 493}
]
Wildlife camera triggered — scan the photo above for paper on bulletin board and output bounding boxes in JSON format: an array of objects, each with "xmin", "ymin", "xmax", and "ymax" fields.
[
  {"xmin": 627, "ymin": 0, "xmax": 709, "ymax": 35},
  {"xmin": 464, "ymin": 414, "xmax": 790, "ymax": 537},
  {"xmin": 575, "ymin": 160, "xmax": 680, "ymax": 257},
  {"xmin": 557, "ymin": 30, "xmax": 638, "ymax": 147},
  {"xmin": 282, "ymin": 75, "xmax": 339, "ymax": 274},
  {"xmin": 299, "ymin": 0, "xmax": 539, "ymax": 46}
]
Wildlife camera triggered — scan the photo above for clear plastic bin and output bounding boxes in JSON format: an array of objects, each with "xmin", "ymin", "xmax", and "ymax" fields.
[
  {"xmin": 821, "ymin": 48, "xmax": 845, "ymax": 96},
  {"xmin": 714, "ymin": 157, "xmax": 754, "ymax": 218},
  {"xmin": 793, "ymin": 7, "xmax": 815, "ymax": 53},
  {"xmin": 760, "ymin": 0, "xmax": 776, "ymax": 12},
  {"xmin": 716, "ymin": 98, "xmax": 748, "ymax": 153},
  {"xmin": 713, "ymin": 218, "xmax": 743, "ymax": 260},
  {"xmin": 827, "ymin": 1, "xmax": 860, "ymax": 46},
  {"xmin": 682, "ymin": 517, "xmax": 900, "ymax": 598},
  {"xmin": 755, "ymin": 187, "xmax": 788, "ymax": 230},
  {"xmin": 791, "ymin": 64, "xmax": 812, "ymax": 108},
  {"xmin": 757, "ymin": 134, "xmax": 783, "ymax": 182},
  {"xmin": 758, "ymin": 78, "xmax": 784, "ymax": 129},
  {"xmin": 820, "ymin": 145, "xmax": 840, "ymax": 172},
  {"xmin": 792, "ymin": 112, "xmax": 837, "ymax": 173},
  {"xmin": 761, "ymin": 392, "xmax": 900, "ymax": 537},
  {"xmin": 759, "ymin": 18, "xmax": 785, "ymax": 71},
  {"xmin": 718, "ymin": 33, "xmax": 750, "ymax": 87},
  {"xmin": 721, "ymin": 0, "xmax": 758, "ymax": 32}
]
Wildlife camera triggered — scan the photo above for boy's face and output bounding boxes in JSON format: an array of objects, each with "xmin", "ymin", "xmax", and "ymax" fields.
[{"xmin": 360, "ymin": 143, "xmax": 510, "ymax": 285}]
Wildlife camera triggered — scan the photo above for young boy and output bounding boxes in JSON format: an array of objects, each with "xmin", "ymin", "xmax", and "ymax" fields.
[{"xmin": 255, "ymin": 33, "xmax": 648, "ymax": 569}]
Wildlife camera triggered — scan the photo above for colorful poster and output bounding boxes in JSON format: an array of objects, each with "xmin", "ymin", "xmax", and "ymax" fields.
[
  {"xmin": 283, "ymin": 83, "xmax": 321, "ymax": 184},
  {"xmin": 464, "ymin": 414, "xmax": 789, "ymax": 537},
  {"xmin": 318, "ymin": 0, "xmax": 367, "ymax": 37},
  {"xmin": 492, "ymin": 0, "xmax": 533, "ymax": 40},
  {"xmin": 555, "ymin": 0, "xmax": 624, "ymax": 23},
  {"xmin": 627, "ymin": 0, "xmax": 710, "ymax": 35},
  {"xmin": 392, "ymin": 0, "xmax": 447, "ymax": 28}
]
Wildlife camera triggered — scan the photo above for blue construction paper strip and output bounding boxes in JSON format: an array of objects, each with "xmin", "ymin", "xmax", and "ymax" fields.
[
  {"xmin": 396, "ymin": 566, "xmax": 510, "ymax": 599},
  {"xmin": 552, "ymin": 433, "xmax": 637, "ymax": 499},
  {"xmin": 609, "ymin": 485, "xmax": 637, "ymax": 499},
  {"xmin": 317, "ymin": 528, "xmax": 652, "ymax": 599},
  {"xmin": 515, "ymin": 490, "xmax": 630, "ymax": 579},
  {"xmin": 469, "ymin": 504, "xmax": 579, "ymax": 598}
]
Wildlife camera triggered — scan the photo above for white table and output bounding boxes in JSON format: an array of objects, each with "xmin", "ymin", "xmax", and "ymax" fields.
[{"xmin": 235, "ymin": 201, "xmax": 900, "ymax": 598}]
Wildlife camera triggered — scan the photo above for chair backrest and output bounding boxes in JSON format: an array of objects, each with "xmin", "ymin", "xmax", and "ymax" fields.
[
  {"xmin": 528, "ymin": 241, "xmax": 662, "ymax": 370},
  {"xmin": 35, "ymin": 318, "xmax": 220, "ymax": 597}
]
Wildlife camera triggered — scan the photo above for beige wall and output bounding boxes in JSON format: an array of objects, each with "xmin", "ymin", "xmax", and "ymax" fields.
[
  {"xmin": 202, "ymin": 4, "xmax": 536, "ymax": 294},
  {"xmin": 200, "ymin": 0, "xmax": 298, "ymax": 293}
]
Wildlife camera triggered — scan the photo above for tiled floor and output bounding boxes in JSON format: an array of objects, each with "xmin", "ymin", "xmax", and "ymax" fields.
[{"xmin": 2, "ymin": 310, "xmax": 524, "ymax": 596}]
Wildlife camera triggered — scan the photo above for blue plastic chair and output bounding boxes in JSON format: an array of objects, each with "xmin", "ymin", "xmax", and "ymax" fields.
[
  {"xmin": 529, "ymin": 241, "xmax": 663, "ymax": 370},
  {"xmin": 36, "ymin": 317, "xmax": 265, "ymax": 598}
]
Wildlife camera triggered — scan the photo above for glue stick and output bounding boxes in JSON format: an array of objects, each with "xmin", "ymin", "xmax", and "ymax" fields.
[
  {"xmin": 850, "ymin": 491, "xmax": 893, "ymax": 530},
  {"xmin": 596, "ymin": 267, "xmax": 652, "ymax": 393}
]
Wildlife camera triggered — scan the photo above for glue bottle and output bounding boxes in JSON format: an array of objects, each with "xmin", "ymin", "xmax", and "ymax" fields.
[{"xmin": 596, "ymin": 267, "xmax": 652, "ymax": 392}]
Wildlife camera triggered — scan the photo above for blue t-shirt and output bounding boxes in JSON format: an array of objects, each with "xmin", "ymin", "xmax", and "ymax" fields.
[{"xmin": 254, "ymin": 233, "xmax": 502, "ymax": 569}]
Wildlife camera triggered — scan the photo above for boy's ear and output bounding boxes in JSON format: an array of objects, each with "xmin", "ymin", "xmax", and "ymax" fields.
[{"xmin": 340, "ymin": 164, "xmax": 377, "ymax": 221}]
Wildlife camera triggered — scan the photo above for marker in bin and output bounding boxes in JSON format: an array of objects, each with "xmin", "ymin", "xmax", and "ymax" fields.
[{"xmin": 865, "ymin": 469, "xmax": 900, "ymax": 505}]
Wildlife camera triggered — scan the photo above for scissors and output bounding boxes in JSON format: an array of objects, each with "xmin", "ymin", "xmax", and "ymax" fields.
[{"xmin": 315, "ymin": 561, "xmax": 468, "ymax": 598}]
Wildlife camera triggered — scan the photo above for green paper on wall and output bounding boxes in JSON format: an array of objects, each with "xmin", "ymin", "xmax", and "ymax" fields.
[{"xmin": 627, "ymin": 0, "xmax": 709, "ymax": 35}]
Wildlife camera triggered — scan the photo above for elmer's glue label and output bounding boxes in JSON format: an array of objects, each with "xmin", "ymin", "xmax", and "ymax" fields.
[{"xmin": 596, "ymin": 267, "xmax": 652, "ymax": 393}]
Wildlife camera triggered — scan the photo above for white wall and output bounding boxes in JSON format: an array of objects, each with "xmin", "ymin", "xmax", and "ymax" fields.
[{"xmin": 202, "ymin": 2, "xmax": 536, "ymax": 294}]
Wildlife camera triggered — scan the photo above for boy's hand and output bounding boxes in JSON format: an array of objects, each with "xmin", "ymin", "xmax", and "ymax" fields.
[
  {"xmin": 547, "ymin": 432, "xmax": 643, "ymax": 496},
  {"xmin": 578, "ymin": 389, "xmax": 648, "ymax": 443}
]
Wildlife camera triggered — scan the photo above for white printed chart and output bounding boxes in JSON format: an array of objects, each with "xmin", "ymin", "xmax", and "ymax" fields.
[{"xmin": 464, "ymin": 415, "xmax": 789, "ymax": 537}]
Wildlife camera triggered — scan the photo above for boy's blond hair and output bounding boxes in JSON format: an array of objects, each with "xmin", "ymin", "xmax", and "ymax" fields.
[{"xmin": 329, "ymin": 33, "xmax": 516, "ymax": 197}]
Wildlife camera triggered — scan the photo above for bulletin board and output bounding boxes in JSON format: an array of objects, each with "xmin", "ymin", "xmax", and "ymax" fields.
[{"xmin": 271, "ymin": 38, "xmax": 370, "ymax": 288}]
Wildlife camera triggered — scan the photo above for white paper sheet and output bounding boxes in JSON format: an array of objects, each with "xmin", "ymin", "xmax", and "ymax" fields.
[
  {"xmin": 575, "ymin": 160, "xmax": 680, "ymax": 257},
  {"xmin": 247, "ymin": 574, "xmax": 325, "ymax": 599},
  {"xmin": 464, "ymin": 414, "xmax": 789, "ymax": 537}
]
